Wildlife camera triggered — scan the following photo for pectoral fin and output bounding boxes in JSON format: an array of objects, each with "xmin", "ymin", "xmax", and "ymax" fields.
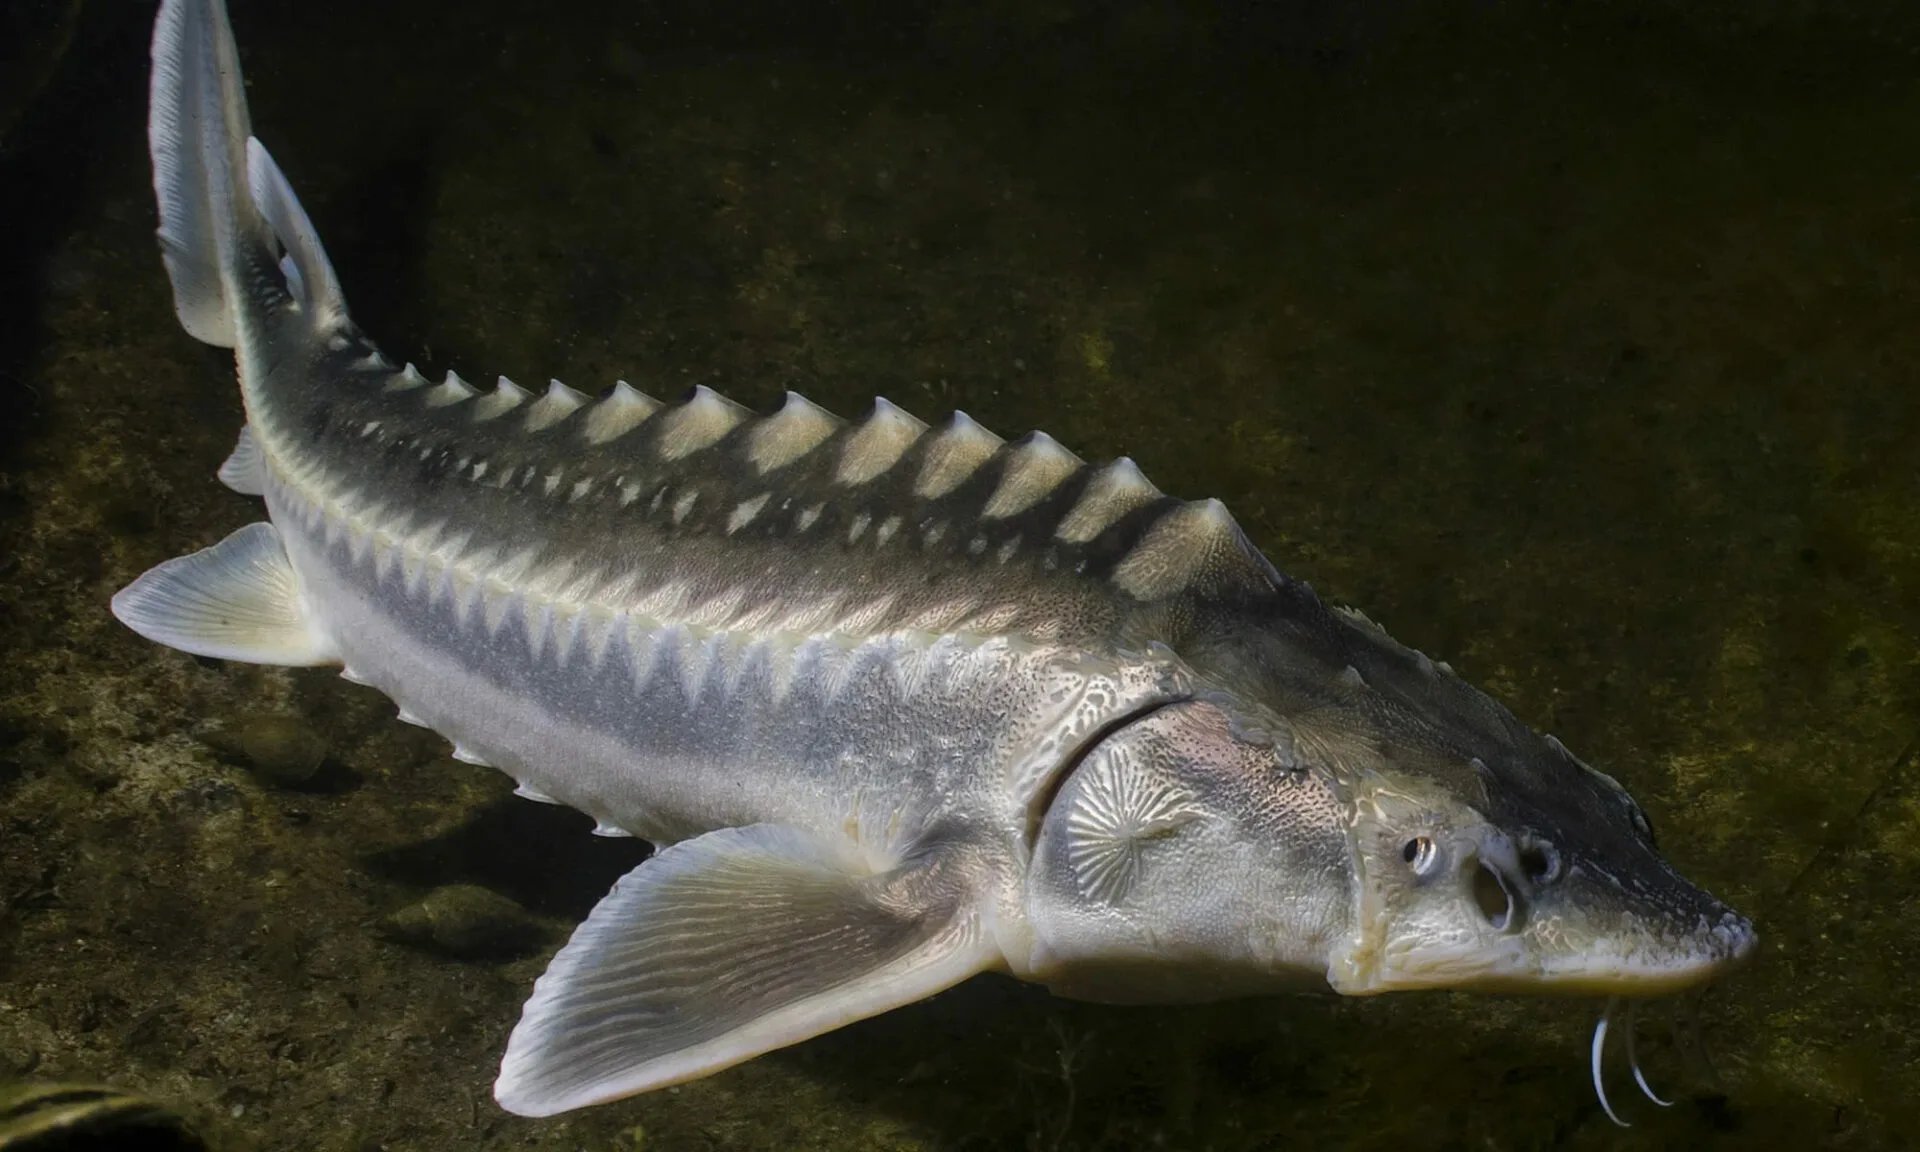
[
  {"xmin": 494, "ymin": 824, "xmax": 994, "ymax": 1117},
  {"xmin": 110, "ymin": 521, "xmax": 335, "ymax": 665}
]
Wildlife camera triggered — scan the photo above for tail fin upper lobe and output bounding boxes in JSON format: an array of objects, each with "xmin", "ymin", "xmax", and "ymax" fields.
[{"xmin": 150, "ymin": 0, "xmax": 347, "ymax": 350}]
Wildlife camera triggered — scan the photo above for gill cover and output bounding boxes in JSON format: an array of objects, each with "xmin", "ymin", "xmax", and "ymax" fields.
[{"xmin": 1026, "ymin": 700, "xmax": 1352, "ymax": 1003}]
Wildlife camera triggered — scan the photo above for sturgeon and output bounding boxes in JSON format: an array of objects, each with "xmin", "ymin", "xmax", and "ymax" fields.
[{"xmin": 114, "ymin": 0, "xmax": 1756, "ymax": 1121}]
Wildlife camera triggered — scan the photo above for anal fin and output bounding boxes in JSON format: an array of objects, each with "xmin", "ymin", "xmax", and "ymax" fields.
[
  {"xmin": 111, "ymin": 521, "xmax": 336, "ymax": 665},
  {"xmin": 217, "ymin": 425, "xmax": 266, "ymax": 495},
  {"xmin": 494, "ymin": 824, "xmax": 995, "ymax": 1117}
]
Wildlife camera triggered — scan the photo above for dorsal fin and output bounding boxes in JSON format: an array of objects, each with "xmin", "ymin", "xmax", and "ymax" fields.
[{"xmin": 244, "ymin": 139, "xmax": 346, "ymax": 329}]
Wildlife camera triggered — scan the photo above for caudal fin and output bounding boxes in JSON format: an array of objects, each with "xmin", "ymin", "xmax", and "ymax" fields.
[{"xmin": 150, "ymin": 0, "xmax": 346, "ymax": 348}]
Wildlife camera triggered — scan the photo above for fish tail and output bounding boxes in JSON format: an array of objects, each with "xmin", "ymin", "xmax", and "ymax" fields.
[
  {"xmin": 116, "ymin": 1, "xmax": 348, "ymax": 669},
  {"xmin": 150, "ymin": 0, "xmax": 347, "ymax": 352}
]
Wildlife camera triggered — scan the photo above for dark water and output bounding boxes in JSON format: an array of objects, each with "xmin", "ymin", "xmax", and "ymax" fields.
[{"xmin": 2, "ymin": 1, "xmax": 1916, "ymax": 1148}]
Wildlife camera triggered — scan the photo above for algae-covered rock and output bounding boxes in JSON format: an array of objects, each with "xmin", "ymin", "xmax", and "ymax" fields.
[
  {"xmin": 380, "ymin": 885, "xmax": 545, "ymax": 960},
  {"xmin": 0, "ymin": 1081, "xmax": 206, "ymax": 1151},
  {"xmin": 204, "ymin": 714, "xmax": 329, "ymax": 788}
]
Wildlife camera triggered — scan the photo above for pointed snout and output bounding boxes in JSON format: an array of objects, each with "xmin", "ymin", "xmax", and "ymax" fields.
[
  {"xmin": 1504, "ymin": 855, "xmax": 1760, "ymax": 998},
  {"xmin": 1527, "ymin": 905, "xmax": 1758, "ymax": 998}
]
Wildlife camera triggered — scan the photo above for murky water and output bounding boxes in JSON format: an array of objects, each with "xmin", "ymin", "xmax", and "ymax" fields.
[{"xmin": 2, "ymin": 1, "xmax": 1915, "ymax": 1148}]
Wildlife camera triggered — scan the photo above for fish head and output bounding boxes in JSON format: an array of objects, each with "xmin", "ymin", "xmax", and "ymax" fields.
[
  {"xmin": 1331, "ymin": 739, "xmax": 1757, "ymax": 999},
  {"xmin": 1021, "ymin": 680, "xmax": 1755, "ymax": 1006}
]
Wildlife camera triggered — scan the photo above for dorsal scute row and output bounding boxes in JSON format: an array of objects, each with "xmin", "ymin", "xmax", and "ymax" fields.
[{"xmin": 387, "ymin": 369, "xmax": 1276, "ymax": 605}]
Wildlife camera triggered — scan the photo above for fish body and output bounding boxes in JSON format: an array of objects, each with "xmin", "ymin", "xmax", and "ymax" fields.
[{"xmin": 115, "ymin": 0, "xmax": 1756, "ymax": 1118}]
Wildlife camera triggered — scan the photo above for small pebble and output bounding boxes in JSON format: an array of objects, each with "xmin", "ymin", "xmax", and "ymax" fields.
[
  {"xmin": 611, "ymin": 1124, "xmax": 647, "ymax": 1152},
  {"xmin": 381, "ymin": 885, "xmax": 545, "ymax": 960}
]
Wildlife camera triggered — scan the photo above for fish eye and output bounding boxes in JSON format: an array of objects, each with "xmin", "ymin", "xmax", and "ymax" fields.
[
  {"xmin": 1402, "ymin": 836, "xmax": 1441, "ymax": 877},
  {"xmin": 1519, "ymin": 840, "xmax": 1562, "ymax": 885},
  {"xmin": 1473, "ymin": 862, "xmax": 1517, "ymax": 931}
]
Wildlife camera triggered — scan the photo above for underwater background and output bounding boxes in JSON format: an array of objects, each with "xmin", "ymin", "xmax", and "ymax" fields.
[{"xmin": 1, "ymin": 0, "xmax": 1916, "ymax": 1148}]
